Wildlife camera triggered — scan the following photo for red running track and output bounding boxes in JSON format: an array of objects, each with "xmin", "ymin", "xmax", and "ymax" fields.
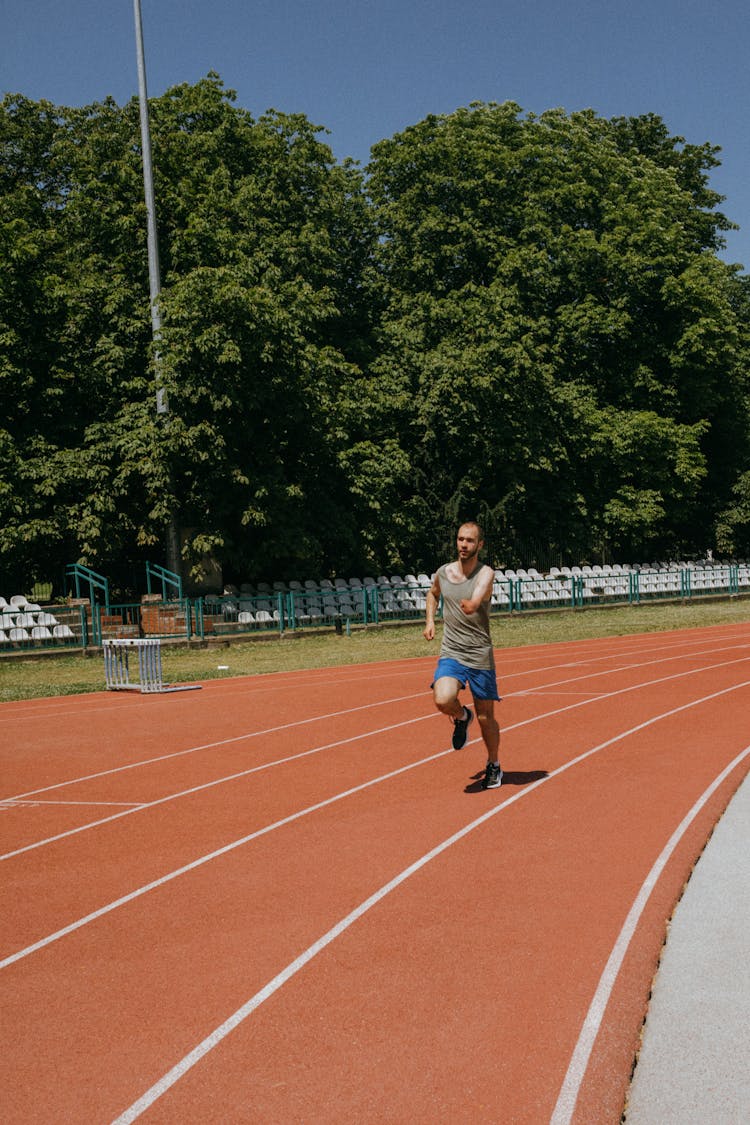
[{"xmin": 2, "ymin": 623, "xmax": 750, "ymax": 1123}]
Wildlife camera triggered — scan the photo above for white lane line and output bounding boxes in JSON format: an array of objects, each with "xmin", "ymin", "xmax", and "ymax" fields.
[
  {"xmin": 0, "ymin": 712, "xmax": 439, "ymax": 863},
  {"xmin": 0, "ymin": 663, "xmax": 434, "ymax": 726},
  {"xmin": 4, "ymin": 650, "xmax": 750, "ymax": 864},
  {"xmin": 109, "ymin": 681, "xmax": 750, "ymax": 1125},
  {"xmin": 501, "ymin": 652, "xmax": 750, "ymax": 733},
  {"xmin": 0, "ymin": 746, "xmax": 453, "ymax": 971},
  {"xmin": 1, "ymin": 690, "xmax": 430, "ymax": 803},
  {"xmin": 502, "ymin": 638, "xmax": 750, "ymax": 691},
  {"xmin": 5, "ymin": 636, "xmax": 748, "ymax": 807},
  {"xmin": 513, "ymin": 691, "xmax": 613, "ymax": 698},
  {"xmin": 497, "ymin": 628, "xmax": 750, "ymax": 673},
  {"xmin": 549, "ymin": 744, "xmax": 750, "ymax": 1125},
  {"xmin": 1, "ymin": 624, "xmax": 746, "ymax": 727},
  {"xmin": 8, "ymin": 669, "xmax": 750, "ymax": 975},
  {"xmin": 1, "ymin": 800, "xmax": 146, "ymax": 808}
]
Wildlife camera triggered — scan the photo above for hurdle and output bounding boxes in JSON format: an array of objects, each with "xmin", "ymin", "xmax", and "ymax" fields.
[{"xmin": 103, "ymin": 638, "xmax": 201, "ymax": 694}]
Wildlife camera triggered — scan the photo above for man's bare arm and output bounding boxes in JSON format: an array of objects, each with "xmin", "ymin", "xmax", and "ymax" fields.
[
  {"xmin": 423, "ymin": 577, "xmax": 441, "ymax": 641},
  {"xmin": 459, "ymin": 564, "xmax": 494, "ymax": 614}
]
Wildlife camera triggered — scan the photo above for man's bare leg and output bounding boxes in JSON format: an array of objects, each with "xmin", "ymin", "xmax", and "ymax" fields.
[
  {"xmin": 432, "ymin": 676, "xmax": 465, "ymax": 719},
  {"xmin": 475, "ymin": 698, "xmax": 500, "ymax": 765},
  {"xmin": 433, "ymin": 676, "xmax": 474, "ymax": 749}
]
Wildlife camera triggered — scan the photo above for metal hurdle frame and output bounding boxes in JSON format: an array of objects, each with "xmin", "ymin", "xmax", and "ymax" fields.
[{"xmin": 103, "ymin": 638, "xmax": 200, "ymax": 694}]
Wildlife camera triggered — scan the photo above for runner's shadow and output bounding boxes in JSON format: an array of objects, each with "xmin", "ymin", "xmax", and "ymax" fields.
[{"xmin": 464, "ymin": 769, "xmax": 549, "ymax": 794}]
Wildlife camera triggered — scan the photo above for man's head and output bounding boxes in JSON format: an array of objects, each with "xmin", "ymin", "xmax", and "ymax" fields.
[{"xmin": 456, "ymin": 521, "xmax": 484, "ymax": 561}]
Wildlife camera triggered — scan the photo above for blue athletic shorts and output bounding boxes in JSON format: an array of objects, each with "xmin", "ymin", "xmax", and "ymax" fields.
[{"xmin": 432, "ymin": 657, "xmax": 501, "ymax": 701}]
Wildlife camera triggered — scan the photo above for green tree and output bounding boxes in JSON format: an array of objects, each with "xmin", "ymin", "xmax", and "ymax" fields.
[
  {"xmin": 150, "ymin": 77, "xmax": 373, "ymax": 579},
  {"xmin": 361, "ymin": 102, "xmax": 749, "ymax": 567},
  {"xmin": 0, "ymin": 90, "xmax": 169, "ymax": 589},
  {"xmin": 3, "ymin": 89, "xmax": 748, "ymax": 591},
  {"xmin": 0, "ymin": 77, "xmax": 374, "ymax": 589}
]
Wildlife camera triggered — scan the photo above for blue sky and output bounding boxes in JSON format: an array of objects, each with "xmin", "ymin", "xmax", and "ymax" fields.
[{"xmin": 4, "ymin": 0, "xmax": 749, "ymax": 269}]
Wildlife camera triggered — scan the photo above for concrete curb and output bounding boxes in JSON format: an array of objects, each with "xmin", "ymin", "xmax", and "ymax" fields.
[{"xmin": 624, "ymin": 772, "xmax": 750, "ymax": 1123}]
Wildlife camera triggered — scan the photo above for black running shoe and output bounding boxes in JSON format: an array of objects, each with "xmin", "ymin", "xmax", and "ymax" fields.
[
  {"xmin": 452, "ymin": 706, "xmax": 473, "ymax": 750},
  {"xmin": 482, "ymin": 761, "xmax": 503, "ymax": 789}
]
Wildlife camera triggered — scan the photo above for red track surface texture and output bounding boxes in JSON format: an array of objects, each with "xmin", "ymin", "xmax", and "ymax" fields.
[{"xmin": 2, "ymin": 623, "xmax": 750, "ymax": 1123}]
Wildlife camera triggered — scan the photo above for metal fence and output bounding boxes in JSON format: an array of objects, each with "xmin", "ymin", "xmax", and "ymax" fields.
[{"xmin": 2, "ymin": 564, "xmax": 749, "ymax": 653}]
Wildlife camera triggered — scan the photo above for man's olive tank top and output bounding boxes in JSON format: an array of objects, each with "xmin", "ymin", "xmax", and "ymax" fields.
[{"xmin": 437, "ymin": 564, "xmax": 495, "ymax": 670}]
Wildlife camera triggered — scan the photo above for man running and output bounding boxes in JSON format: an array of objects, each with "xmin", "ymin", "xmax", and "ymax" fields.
[{"xmin": 423, "ymin": 521, "xmax": 502, "ymax": 788}]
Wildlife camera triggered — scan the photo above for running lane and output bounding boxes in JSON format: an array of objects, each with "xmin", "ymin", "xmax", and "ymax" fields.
[{"xmin": 1, "ymin": 625, "xmax": 749, "ymax": 1122}]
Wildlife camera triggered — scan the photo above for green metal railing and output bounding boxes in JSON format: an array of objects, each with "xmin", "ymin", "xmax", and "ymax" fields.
[
  {"xmin": 196, "ymin": 586, "xmax": 385, "ymax": 638},
  {"xmin": 65, "ymin": 563, "xmax": 110, "ymax": 612},
  {"xmin": 4, "ymin": 566, "xmax": 750, "ymax": 657},
  {"xmin": 145, "ymin": 562, "xmax": 183, "ymax": 601}
]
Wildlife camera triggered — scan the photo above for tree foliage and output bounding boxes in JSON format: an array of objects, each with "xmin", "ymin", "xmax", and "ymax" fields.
[
  {"xmin": 362, "ymin": 103, "xmax": 750, "ymax": 566},
  {"xmin": 0, "ymin": 76, "xmax": 371, "ymax": 588},
  {"xmin": 1, "ymin": 84, "xmax": 749, "ymax": 590}
]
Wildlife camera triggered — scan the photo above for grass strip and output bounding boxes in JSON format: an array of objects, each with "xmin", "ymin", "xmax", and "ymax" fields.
[{"xmin": 1, "ymin": 598, "xmax": 749, "ymax": 703}]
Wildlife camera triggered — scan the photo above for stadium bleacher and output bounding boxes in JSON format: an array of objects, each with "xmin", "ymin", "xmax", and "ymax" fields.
[
  {"xmin": 0, "ymin": 593, "xmax": 77, "ymax": 650},
  {"xmin": 1, "ymin": 558, "xmax": 748, "ymax": 652}
]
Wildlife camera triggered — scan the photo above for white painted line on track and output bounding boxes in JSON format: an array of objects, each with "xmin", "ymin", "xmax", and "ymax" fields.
[
  {"xmin": 0, "ymin": 744, "xmax": 454, "ymax": 971},
  {"xmin": 109, "ymin": 682, "xmax": 750, "ymax": 1124},
  {"xmin": 7, "ymin": 667, "xmax": 750, "ymax": 974},
  {"xmin": 501, "ymin": 637, "xmax": 750, "ymax": 690},
  {"xmin": 0, "ymin": 712, "xmax": 439, "ymax": 863},
  {"xmin": 500, "ymin": 652, "xmax": 750, "ymax": 734},
  {"xmin": 1, "ymin": 623, "xmax": 747, "ymax": 729},
  {"xmin": 3, "ymin": 650, "xmax": 750, "ymax": 864},
  {"xmin": 0, "ymin": 662, "xmax": 433, "ymax": 725},
  {"xmin": 512, "ymin": 690, "xmax": 613, "ymax": 697},
  {"xmin": 1, "ymin": 689, "xmax": 430, "ymax": 803},
  {"xmin": 4, "ymin": 637, "xmax": 749, "ymax": 809},
  {"xmin": 1, "ymin": 799, "xmax": 146, "ymax": 808},
  {"xmin": 496, "ymin": 627, "xmax": 750, "ymax": 671},
  {"xmin": 549, "ymin": 744, "xmax": 750, "ymax": 1125}
]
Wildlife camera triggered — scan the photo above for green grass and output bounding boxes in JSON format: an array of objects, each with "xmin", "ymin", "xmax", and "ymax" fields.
[{"xmin": 2, "ymin": 597, "xmax": 749, "ymax": 704}]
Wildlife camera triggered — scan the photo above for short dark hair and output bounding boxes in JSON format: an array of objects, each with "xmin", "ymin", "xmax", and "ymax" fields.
[{"xmin": 458, "ymin": 520, "xmax": 484, "ymax": 541}]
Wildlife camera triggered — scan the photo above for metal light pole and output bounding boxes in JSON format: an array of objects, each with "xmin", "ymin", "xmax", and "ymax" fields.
[{"xmin": 133, "ymin": 0, "xmax": 181, "ymax": 577}]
